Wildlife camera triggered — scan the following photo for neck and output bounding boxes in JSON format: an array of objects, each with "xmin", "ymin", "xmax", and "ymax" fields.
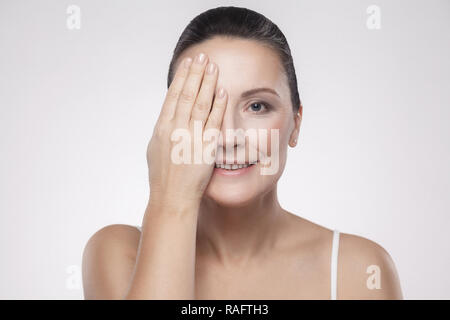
[{"xmin": 196, "ymin": 187, "xmax": 283, "ymax": 267}]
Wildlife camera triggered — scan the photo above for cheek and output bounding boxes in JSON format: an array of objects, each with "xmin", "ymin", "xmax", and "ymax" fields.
[
  {"xmin": 242, "ymin": 113, "xmax": 291, "ymax": 159},
  {"xmin": 261, "ymin": 117, "xmax": 290, "ymax": 155}
]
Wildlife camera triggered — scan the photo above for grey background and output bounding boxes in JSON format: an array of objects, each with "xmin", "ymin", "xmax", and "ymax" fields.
[{"xmin": 0, "ymin": 0, "xmax": 449, "ymax": 299}]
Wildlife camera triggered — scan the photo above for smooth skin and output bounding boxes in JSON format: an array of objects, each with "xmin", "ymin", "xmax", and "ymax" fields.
[{"xmin": 82, "ymin": 37, "xmax": 403, "ymax": 300}]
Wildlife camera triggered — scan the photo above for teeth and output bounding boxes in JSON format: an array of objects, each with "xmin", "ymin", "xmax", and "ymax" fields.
[{"xmin": 214, "ymin": 163, "xmax": 256, "ymax": 170}]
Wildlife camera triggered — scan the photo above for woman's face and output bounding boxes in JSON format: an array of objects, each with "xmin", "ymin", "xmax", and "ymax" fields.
[{"xmin": 176, "ymin": 36, "xmax": 301, "ymax": 207}]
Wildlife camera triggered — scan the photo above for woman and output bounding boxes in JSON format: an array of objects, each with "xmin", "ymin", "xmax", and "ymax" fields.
[{"xmin": 82, "ymin": 6, "xmax": 403, "ymax": 299}]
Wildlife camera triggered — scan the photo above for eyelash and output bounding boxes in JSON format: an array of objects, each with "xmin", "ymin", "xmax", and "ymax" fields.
[{"xmin": 246, "ymin": 101, "xmax": 272, "ymax": 114}]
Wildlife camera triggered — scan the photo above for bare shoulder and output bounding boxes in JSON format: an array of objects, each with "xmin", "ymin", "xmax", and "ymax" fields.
[
  {"xmin": 280, "ymin": 212, "xmax": 403, "ymax": 299},
  {"xmin": 82, "ymin": 224, "xmax": 141, "ymax": 299},
  {"xmin": 338, "ymin": 232, "xmax": 404, "ymax": 299}
]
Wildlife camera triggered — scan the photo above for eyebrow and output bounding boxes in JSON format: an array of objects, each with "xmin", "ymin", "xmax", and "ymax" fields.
[{"xmin": 240, "ymin": 87, "xmax": 280, "ymax": 99}]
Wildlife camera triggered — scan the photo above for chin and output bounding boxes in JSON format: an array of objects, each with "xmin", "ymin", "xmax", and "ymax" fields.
[{"xmin": 203, "ymin": 183, "xmax": 260, "ymax": 208}]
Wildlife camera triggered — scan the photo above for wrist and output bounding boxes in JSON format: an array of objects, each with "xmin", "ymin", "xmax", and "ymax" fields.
[{"xmin": 147, "ymin": 194, "xmax": 200, "ymax": 218}]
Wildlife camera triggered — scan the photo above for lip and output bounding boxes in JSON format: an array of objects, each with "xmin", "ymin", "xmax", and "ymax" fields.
[{"xmin": 213, "ymin": 163, "xmax": 257, "ymax": 176}]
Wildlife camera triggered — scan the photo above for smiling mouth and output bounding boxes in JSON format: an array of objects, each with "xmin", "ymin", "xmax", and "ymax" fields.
[{"xmin": 214, "ymin": 162, "xmax": 258, "ymax": 170}]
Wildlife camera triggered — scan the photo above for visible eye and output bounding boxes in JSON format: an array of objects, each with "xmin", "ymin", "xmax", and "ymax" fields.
[{"xmin": 246, "ymin": 101, "xmax": 271, "ymax": 114}]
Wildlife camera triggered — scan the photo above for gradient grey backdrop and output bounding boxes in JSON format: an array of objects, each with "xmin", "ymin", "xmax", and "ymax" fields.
[{"xmin": 0, "ymin": 0, "xmax": 449, "ymax": 299}]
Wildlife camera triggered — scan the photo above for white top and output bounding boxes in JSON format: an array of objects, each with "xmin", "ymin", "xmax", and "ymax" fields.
[
  {"xmin": 331, "ymin": 229, "xmax": 340, "ymax": 300},
  {"xmin": 134, "ymin": 225, "xmax": 340, "ymax": 300}
]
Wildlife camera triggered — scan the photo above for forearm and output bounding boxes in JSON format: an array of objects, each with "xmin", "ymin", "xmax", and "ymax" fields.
[{"xmin": 124, "ymin": 198, "xmax": 200, "ymax": 299}]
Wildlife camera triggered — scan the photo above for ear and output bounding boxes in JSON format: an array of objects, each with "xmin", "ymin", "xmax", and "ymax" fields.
[{"xmin": 289, "ymin": 104, "xmax": 302, "ymax": 148}]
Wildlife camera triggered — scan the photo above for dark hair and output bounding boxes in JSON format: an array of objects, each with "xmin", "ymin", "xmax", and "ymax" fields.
[{"xmin": 167, "ymin": 6, "xmax": 301, "ymax": 112}]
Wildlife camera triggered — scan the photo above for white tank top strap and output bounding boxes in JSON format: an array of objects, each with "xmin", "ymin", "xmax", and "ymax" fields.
[{"xmin": 330, "ymin": 229, "xmax": 340, "ymax": 300}]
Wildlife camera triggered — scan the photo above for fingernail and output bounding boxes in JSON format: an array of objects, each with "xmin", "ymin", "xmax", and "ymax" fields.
[
  {"xmin": 218, "ymin": 87, "xmax": 225, "ymax": 98},
  {"xmin": 196, "ymin": 53, "xmax": 205, "ymax": 64},
  {"xmin": 184, "ymin": 57, "xmax": 193, "ymax": 68},
  {"xmin": 207, "ymin": 62, "xmax": 216, "ymax": 74}
]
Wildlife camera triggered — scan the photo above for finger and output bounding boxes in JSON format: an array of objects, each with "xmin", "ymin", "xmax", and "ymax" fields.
[
  {"xmin": 174, "ymin": 52, "xmax": 209, "ymax": 127},
  {"xmin": 158, "ymin": 57, "xmax": 193, "ymax": 125},
  {"xmin": 190, "ymin": 62, "xmax": 218, "ymax": 128},
  {"xmin": 204, "ymin": 87, "xmax": 227, "ymax": 131}
]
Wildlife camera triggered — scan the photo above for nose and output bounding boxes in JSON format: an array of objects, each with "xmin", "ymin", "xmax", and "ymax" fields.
[
  {"xmin": 218, "ymin": 108, "xmax": 237, "ymax": 148},
  {"xmin": 216, "ymin": 99, "xmax": 246, "ymax": 163}
]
